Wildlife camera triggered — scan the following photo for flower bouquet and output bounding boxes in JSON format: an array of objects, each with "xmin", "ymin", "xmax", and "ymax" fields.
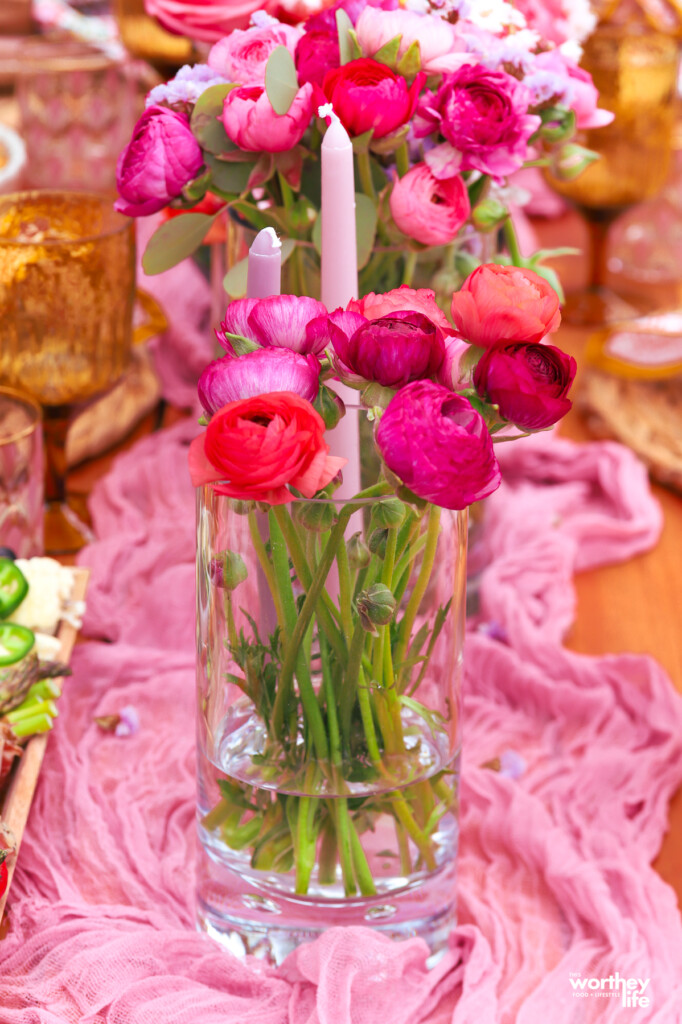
[
  {"xmin": 192, "ymin": 265, "xmax": 576, "ymax": 960},
  {"xmin": 116, "ymin": 0, "xmax": 611, "ymax": 303}
]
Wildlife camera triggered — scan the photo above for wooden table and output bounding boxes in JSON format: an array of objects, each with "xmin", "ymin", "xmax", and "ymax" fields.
[{"xmin": 63, "ymin": 212, "xmax": 682, "ymax": 912}]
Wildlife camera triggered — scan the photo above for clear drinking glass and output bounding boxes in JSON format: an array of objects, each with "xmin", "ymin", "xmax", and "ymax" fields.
[
  {"xmin": 195, "ymin": 477, "xmax": 466, "ymax": 963},
  {"xmin": 0, "ymin": 387, "xmax": 43, "ymax": 557}
]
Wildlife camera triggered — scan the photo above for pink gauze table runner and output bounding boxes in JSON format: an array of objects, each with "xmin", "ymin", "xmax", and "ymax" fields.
[{"xmin": 2, "ymin": 252, "xmax": 682, "ymax": 1023}]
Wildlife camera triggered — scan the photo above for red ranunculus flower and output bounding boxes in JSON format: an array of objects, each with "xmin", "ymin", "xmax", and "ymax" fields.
[
  {"xmin": 322, "ymin": 58, "xmax": 425, "ymax": 139},
  {"xmin": 450, "ymin": 264, "xmax": 561, "ymax": 348},
  {"xmin": 188, "ymin": 392, "xmax": 346, "ymax": 505},
  {"xmin": 473, "ymin": 343, "xmax": 576, "ymax": 429}
]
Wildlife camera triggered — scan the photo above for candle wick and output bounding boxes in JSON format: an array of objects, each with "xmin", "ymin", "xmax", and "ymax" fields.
[{"xmin": 318, "ymin": 103, "xmax": 340, "ymax": 126}]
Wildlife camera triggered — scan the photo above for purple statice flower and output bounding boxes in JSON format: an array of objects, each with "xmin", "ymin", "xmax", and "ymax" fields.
[
  {"xmin": 477, "ymin": 620, "xmax": 509, "ymax": 643},
  {"xmin": 114, "ymin": 705, "xmax": 140, "ymax": 738},
  {"xmin": 146, "ymin": 64, "xmax": 228, "ymax": 109},
  {"xmin": 524, "ymin": 68, "xmax": 571, "ymax": 108}
]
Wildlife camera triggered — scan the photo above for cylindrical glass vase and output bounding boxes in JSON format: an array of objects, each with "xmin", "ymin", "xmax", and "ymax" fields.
[{"xmin": 196, "ymin": 482, "xmax": 466, "ymax": 963}]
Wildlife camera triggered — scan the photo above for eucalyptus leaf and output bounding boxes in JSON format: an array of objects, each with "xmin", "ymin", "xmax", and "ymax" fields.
[
  {"xmin": 355, "ymin": 192, "xmax": 377, "ymax": 269},
  {"xmin": 336, "ymin": 8, "xmax": 354, "ymax": 65},
  {"xmin": 223, "ymin": 257, "xmax": 249, "ymax": 298},
  {"xmin": 280, "ymin": 238, "xmax": 296, "ymax": 265},
  {"xmin": 142, "ymin": 212, "xmax": 221, "ymax": 275},
  {"xmin": 265, "ymin": 46, "xmax": 299, "ymax": 115},
  {"xmin": 206, "ymin": 154, "xmax": 253, "ymax": 195},
  {"xmin": 190, "ymin": 83, "xmax": 235, "ymax": 154}
]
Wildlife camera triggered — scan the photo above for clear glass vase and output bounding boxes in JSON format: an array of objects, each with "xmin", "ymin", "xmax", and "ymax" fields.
[{"xmin": 195, "ymin": 471, "xmax": 466, "ymax": 963}]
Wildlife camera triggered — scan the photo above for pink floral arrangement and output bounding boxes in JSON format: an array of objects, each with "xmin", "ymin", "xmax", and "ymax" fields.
[{"xmin": 118, "ymin": 0, "xmax": 611, "ymax": 301}]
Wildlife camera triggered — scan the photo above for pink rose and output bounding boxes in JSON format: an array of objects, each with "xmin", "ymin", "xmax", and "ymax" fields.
[
  {"xmin": 144, "ymin": 0, "xmax": 262, "ymax": 43},
  {"xmin": 115, "ymin": 106, "xmax": 203, "ymax": 217},
  {"xmin": 533, "ymin": 51, "xmax": 614, "ymax": 130},
  {"xmin": 355, "ymin": 7, "xmax": 466, "ymax": 75},
  {"xmin": 375, "ymin": 381, "xmax": 501, "ymax": 510},
  {"xmin": 322, "ymin": 59, "xmax": 425, "ymax": 139},
  {"xmin": 473, "ymin": 342, "xmax": 576, "ymax": 429},
  {"xmin": 208, "ymin": 23, "xmax": 301, "ymax": 86},
  {"xmin": 415, "ymin": 64, "xmax": 541, "ymax": 179},
  {"xmin": 450, "ymin": 264, "xmax": 561, "ymax": 348},
  {"xmin": 221, "ymin": 83, "xmax": 314, "ymax": 152},
  {"xmin": 348, "ymin": 286, "xmax": 453, "ymax": 336},
  {"xmin": 390, "ymin": 164, "xmax": 470, "ymax": 246}
]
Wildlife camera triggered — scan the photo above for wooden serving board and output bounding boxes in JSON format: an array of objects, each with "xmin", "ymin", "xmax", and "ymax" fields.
[{"xmin": 0, "ymin": 567, "xmax": 89, "ymax": 926}]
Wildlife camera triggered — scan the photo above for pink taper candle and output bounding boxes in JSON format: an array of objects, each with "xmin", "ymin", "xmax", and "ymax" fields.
[
  {"xmin": 319, "ymin": 105, "xmax": 361, "ymax": 500},
  {"xmin": 246, "ymin": 227, "xmax": 282, "ymax": 299}
]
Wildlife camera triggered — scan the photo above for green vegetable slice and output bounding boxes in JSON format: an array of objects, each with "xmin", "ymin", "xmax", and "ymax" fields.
[
  {"xmin": 0, "ymin": 623, "xmax": 35, "ymax": 666},
  {"xmin": 0, "ymin": 559, "xmax": 28, "ymax": 620}
]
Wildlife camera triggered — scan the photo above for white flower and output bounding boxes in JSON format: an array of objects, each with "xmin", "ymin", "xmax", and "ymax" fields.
[{"xmin": 466, "ymin": 0, "xmax": 527, "ymax": 33}]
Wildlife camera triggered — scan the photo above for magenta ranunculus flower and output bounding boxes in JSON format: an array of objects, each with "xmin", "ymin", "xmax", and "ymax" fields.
[
  {"xmin": 222, "ymin": 82, "xmax": 314, "ymax": 152},
  {"xmin": 390, "ymin": 164, "xmax": 470, "ymax": 246},
  {"xmin": 115, "ymin": 106, "xmax": 204, "ymax": 217},
  {"xmin": 216, "ymin": 298, "xmax": 259, "ymax": 353},
  {"xmin": 414, "ymin": 64, "xmax": 541, "ymax": 179},
  {"xmin": 249, "ymin": 294, "xmax": 329, "ymax": 354},
  {"xmin": 322, "ymin": 59, "xmax": 425, "ymax": 139},
  {"xmin": 295, "ymin": 25, "xmax": 340, "ymax": 87},
  {"xmin": 199, "ymin": 348, "xmax": 321, "ymax": 414},
  {"xmin": 375, "ymin": 381, "xmax": 501, "ymax": 510},
  {"xmin": 305, "ymin": 309, "xmax": 368, "ymax": 356},
  {"xmin": 333, "ymin": 311, "xmax": 445, "ymax": 388},
  {"xmin": 473, "ymin": 342, "xmax": 576, "ymax": 429},
  {"xmin": 208, "ymin": 23, "xmax": 301, "ymax": 86}
]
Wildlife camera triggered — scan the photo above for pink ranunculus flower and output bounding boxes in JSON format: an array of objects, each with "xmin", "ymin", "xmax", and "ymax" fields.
[
  {"xmin": 390, "ymin": 164, "xmax": 470, "ymax": 246},
  {"xmin": 473, "ymin": 342, "xmax": 576, "ymax": 429},
  {"xmin": 451, "ymin": 264, "xmax": 561, "ymax": 348},
  {"xmin": 221, "ymin": 82, "xmax": 314, "ymax": 152},
  {"xmin": 375, "ymin": 381, "xmax": 501, "ymax": 510},
  {"xmin": 533, "ymin": 51, "xmax": 614, "ymax": 129},
  {"xmin": 208, "ymin": 22, "xmax": 301, "ymax": 86},
  {"xmin": 333, "ymin": 311, "xmax": 445, "ymax": 388},
  {"xmin": 414, "ymin": 64, "xmax": 541, "ymax": 180},
  {"xmin": 249, "ymin": 294, "xmax": 329, "ymax": 353},
  {"xmin": 216, "ymin": 298, "xmax": 259, "ymax": 353},
  {"xmin": 355, "ymin": 6, "xmax": 467, "ymax": 75},
  {"xmin": 199, "ymin": 348, "xmax": 320, "ymax": 414},
  {"xmin": 114, "ymin": 106, "xmax": 204, "ymax": 217},
  {"xmin": 437, "ymin": 334, "xmax": 470, "ymax": 390},
  {"xmin": 322, "ymin": 58, "xmax": 425, "ymax": 139},
  {"xmin": 348, "ymin": 286, "xmax": 453, "ymax": 336},
  {"xmin": 144, "ymin": 0, "xmax": 263, "ymax": 43}
]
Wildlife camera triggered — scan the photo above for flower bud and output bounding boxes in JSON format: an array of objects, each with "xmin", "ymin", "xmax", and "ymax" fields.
[
  {"xmin": 228, "ymin": 499, "xmax": 256, "ymax": 516},
  {"xmin": 292, "ymin": 501, "xmax": 337, "ymax": 533},
  {"xmin": 471, "ymin": 198, "xmax": 508, "ymax": 233},
  {"xmin": 313, "ymin": 385, "xmax": 345, "ymax": 429},
  {"xmin": 347, "ymin": 532, "xmax": 370, "ymax": 569},
  {"xmin": 210, "ymin": 550, "xmax": 248, "ymax": 591},
  {"xmin": 370, "ymin": 497, "xmax": 406, "ymax": 530},
  {"xmin": 368, "ymin": 527, "xmax": 388, "ymax": 559},
  {"xmin": 356, "ymin": 583, "xmax": 396, "ymax": 635},
  {"xmin": 550, "ymin": 143, "xmax": 600, "ymax": 182}
]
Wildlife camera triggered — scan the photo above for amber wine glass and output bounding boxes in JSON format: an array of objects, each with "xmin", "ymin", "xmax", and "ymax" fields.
[
  {"xmin": 546, "ymin": 25, "xmax": 680, "ymax": 326},
  {"xmin": 0, "ymin": 191, "xmax": 137, "ymax": 553}
]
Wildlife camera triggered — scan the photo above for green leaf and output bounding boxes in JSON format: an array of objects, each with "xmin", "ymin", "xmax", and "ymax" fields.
[
  {"xmin": 190, "ymin": 83, "xmax": 235, "ymax": 154},
  {"xmin": 311, "ymin": 213, "xmax": 321, "ymax": 256},
  {"xmin": 347, "ymin": 28, "xmax": 363, "ymax": 60},
  {"xmin": 265, "ymin": 46, "xmax": 299, "ymax": 115},
  {"xmin": 182, "ymin": 169, "xmax": 212, "ymax": 203},
  {"xmin": 223, "ymin": 256, "xmax": 249, "ymax": 298},
  {"xmin": 355, "ymin": 192, "xmax": 377, "ymax": 269},
  {"xmin": 369, "ymin": 124, "xmax": 409, "ymax": 156},
  {"xmin": 351, "ymin": 128, "xmax": 374, "ymax": 155},
  {"xmin": 206, "ymin": 154, "xmax": 253, "ymax": 195},
  {"xmin": 397, "ymin": 39, "xmax": 421, "ymax": 79},
  {"xmin": 336, "ymin": 8, "xmax": 354, "ymax": 65},
  {"xmin": 142, "ymin": 212, "xmax": 221, "ymax": 275},
  {"xmin": 280, "ymin": 238, "xmax": 296, "ymax": 264},
  {"xmin": 373, "ymin": 35, "xmax": 401, "ymax": 67}
]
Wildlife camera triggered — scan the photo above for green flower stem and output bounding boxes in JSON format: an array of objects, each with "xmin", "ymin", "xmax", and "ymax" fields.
[
  {"xmin": 357, "ymin": 665, "xmax": 382, "ymax": 763},
  {"xmin": 248, "ymin": 512, "xmax": 285, "ymax": 630},
  {"xmin": 395, "ymin": 819, "xmax": 412, "ymax": 876},
  {"xmin": 274, "ymin": 508, "xmax": 360, "ymax": 759},
  {"xmin": 340, "ymin": 619, "xmax": 369, "ymax": 746},
  {"xmin": 503, "ymin": 217, "xmax": 523, "ymax": 267},
  {"xmin": 201, "ymin": 800, "xmax": 234, "ymax": 832},
  {"xmin": 348, "ymin": 816, "xmax": 377, "ymax": 896},
  {"xmin": 402, "ymin": 250, "xmax": 418, "ymax": 287},
  {"xmin": 224, "ymin": 591, "xmax": 238, "ymax": 651},
  {"xmin": 334, "ymin": 798, "xmax": 357, "ymax": 895},
  {"xmin": 396, "ymin": 142, "xmax": 410, "ymax": 179},
  {"xmin": 391, "ymin": 792, "xmax": 437, "ymax": 871},
  {"xmin": 372, "ymin": 526, "xmax": 398, "ymax": 692},
  {"xmin": 336, "ymin": 538, "xmax": 353, "ymax": 642},
  {"xmin": 395, "ymin": 506, "xmax": 441, "ymax": 670},
  {"xmin": 356, "ymin": 149, "xmax": 376, "ymax": 200},
  {"xmin": 294, "ymin": 769, "xmax": 319, "ymax": 894},
  {"xmin": 273, "ymin": 506, "xmax": 346, "ymax": 660},
  {"xmin": 318, "ymin": 821, "xmax": 338, "ymax": 885}
]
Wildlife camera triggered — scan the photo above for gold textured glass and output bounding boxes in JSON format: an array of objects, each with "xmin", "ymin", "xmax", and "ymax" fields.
[
  {"xmin": 0, "ymin": 387, "xmax": 43, "ymax": 558},
  {"xmin": 546, "ymin": 26, "xmax": 679, "ymax": 326},
  {"xmin": 0, "ymin": 191, "xmax": 135, "ymax": 553}
]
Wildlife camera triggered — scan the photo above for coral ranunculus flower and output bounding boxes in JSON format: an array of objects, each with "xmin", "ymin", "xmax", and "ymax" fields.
[
  {"xmin": 322, "ymin": 58, "xmax": 425, "ymax": 139},
  {"xmin": 389, "ymin": 164, "xmax": 470, "ymax": 246},
  {"xmin": 188, "ymin": 392, "xmax": 346, "ymax": 504},
  {"xmin": 348, "ymin": 286, "xmax": 453, "ymax": 336},
  {"xmin": 450, "ymin": 265, "xmax": 561, "ymax": 347},
  {"xmin": 375, "ymin": 381, "xmax": 501, "ymax": 510}
]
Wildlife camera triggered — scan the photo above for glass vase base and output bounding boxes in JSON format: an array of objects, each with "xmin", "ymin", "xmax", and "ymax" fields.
[{"xmin": 196, "ymin": 881, "xmax": 456, "ymax": 967}]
